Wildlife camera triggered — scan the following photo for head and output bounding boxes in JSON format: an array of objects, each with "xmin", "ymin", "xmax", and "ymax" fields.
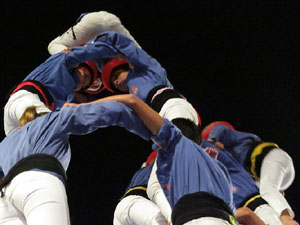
[
  {"xmin": 201, "ymin": 121, "xmax": 235, "ymax": 140},
  {"xmin": 19, "ymin": 106, "xmax": 49, "ymax": 126},
  {"xmin": 74, "ymin": 61, "xmax": 104, "ymax": 94},
  {"xmin": 101, "ymin": 58, "xmax": 130, "ymax": 93},
  {"xmin": 171, "ymin": 118, "xmax": 202, "ymax": 145}
]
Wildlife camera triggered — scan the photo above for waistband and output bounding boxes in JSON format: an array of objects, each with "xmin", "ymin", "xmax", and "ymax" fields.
[
  {"xmin": 245, "ymin": 142, "xmax": 278, "ymax": 181},
  {"xmin": 8, "ymin": 80, "xmax": 55, "ymax": 110},
  {"xmin": 0, "ymin": 154, "xmax": 67, "ymax": 197},
  {"xmin": 145, "ymin": 85, "xmax": 184, "ymax": 113},
  {"xmin": 172, "ymin": 192, "xmax": 237, "ymax": 225},
  {"xmin": 120, "ymin": 185, "xmax": 148, "ymax": 200},
  {"xmin": 242, "ymin": 193, "xmax": 268, "ymax": 211}
]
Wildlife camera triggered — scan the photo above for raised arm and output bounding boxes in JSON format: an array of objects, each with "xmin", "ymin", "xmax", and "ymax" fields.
[{"xmin": 91, "ymin": 31, "xmax": 162, "ymax": 71}]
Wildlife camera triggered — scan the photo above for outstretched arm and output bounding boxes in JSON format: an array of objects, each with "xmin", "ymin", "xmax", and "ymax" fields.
[{"xmin": 68, "ymin": 94, "xmax": 164, "ymax": 135}]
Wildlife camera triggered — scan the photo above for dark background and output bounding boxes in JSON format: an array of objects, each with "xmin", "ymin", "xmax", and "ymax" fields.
[{"xmin": 1, "ymin": 0, "xmax": 300, "ymax": 224}]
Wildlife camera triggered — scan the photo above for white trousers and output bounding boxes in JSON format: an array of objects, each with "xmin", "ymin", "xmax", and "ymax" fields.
[
  {"xmin": 259, "ymin": 148, "xmax": 295, "ymax": 218},
  {"xmin": 113, "ymin": 195, "xmax": 167, "ymax": 225},
  {"xmin": 0, "ymin": 197, "xmax": 26, "ymax": 225},
  {"xmin": 147, "ymin": 159, "xmax": 172, "ymax": 223},
  {"xmin": 0, "ymin": 171, "xmax": 70, "ymax": 225},
  {"xmin": 254, "ymin": 204, "xmax": 283, "ymax": 225},
  {"xmin": 47, "ymin": 11, "xmax": 141, "ymax": 55},
  {"xmin": 183, "ymin": 217, "xmax": 231, "ymax": 225}
]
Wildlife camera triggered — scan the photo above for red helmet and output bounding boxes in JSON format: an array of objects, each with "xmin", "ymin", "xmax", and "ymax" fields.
[
  {"xmin": 80, "ymin": 60, "xmax": 105, "ymax": 94},
  {"xmin": 101, "ymin": 58, "xmax": 129, "ymax": 93},
  {"xmin": 201, "ymin": 121, "xmax": 235, "ymax": 140}
]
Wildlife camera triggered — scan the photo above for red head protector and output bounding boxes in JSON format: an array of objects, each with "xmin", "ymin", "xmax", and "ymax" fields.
[
  {"xmin": 201, "ymin": 121, "xmax": 235, "ymax": 140},
  {"xmin": 101, "ymin": 58, "xmax": 129, "ymax": 93},
  {"xmin": 79, "ymin": 60, "xmax": 104, "ymax": 94}
]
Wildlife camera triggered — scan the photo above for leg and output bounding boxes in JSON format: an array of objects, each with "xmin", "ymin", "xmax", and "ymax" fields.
[
  {"xmin": 259, "ymin": 148, "xmax": 295, "ymax": 218},
  {"xmin": 5, "ymin": 171, "xmax": 70, "ymax": 225},
  {"xmin": 254, "ymin": 204, "xmax": 283, "ymax": 225},
  {"xmin": 114, "ymin": 195, "xmax": 167, "ymax": 225},
  {"xmin": 0, "ymin": 196, "xmax": 26, "ymax": 225},
  {"xmin": 147, "ymin": 159, "xmax": 172, "ymax": 223}
]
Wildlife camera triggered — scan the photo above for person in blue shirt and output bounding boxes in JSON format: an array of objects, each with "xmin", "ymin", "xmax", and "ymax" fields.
[
  {"xmin": 0, "ymin": 96, "xmax": 151, "ymax": 225},
  {"xmin": 202, "ymin": 140, "xmax": 284, "ymax": 225},
  {"xmin": 113, "ymin": 152, "xmax": 167, "ymax": 225},
  {"xmin": 95, "ymin": 31, "xmax": 201, "ymax": 126},
  {"xmin": 87, "ymin": 94, "xmax": 269, "ymax": 225},
  {"xmin": 4, "ymin": 52, "xmax": 106, "ymax": 136},
  {"xmin": 202, "ymin": 121, "xmax": 298, "ymax": 225}
]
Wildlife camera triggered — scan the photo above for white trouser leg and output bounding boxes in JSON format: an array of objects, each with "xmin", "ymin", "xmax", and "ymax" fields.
[
  {"xmin": 183, "ymin": 217, "xmax": 231, "ymax": 225},
  {"xmin": 254, "ymin": 204, "xmax": 283, "ymax": 225},
  {"xmin": 113, "ymin": 195, "xmax": 167, "ymax": 225},
  {"xmin": 147, "ymin": 160, "xmax": 172, "ymax": 223},
  {"xmin": 259, "ymin": 148, "xmax": 295, "ymax": 218},
  {"xmin": 5, "ymin": 171, "xmax": 70, "ymax": 225},
  {"xmin": 0, "ymin": 196, "xmax": 27, "ymax": 225}
]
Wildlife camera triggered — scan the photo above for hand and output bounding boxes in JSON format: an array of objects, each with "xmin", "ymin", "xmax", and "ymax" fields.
[
  {"xmin": 281, "ymin": 210, "xmax": 299, "ymax": 225},
  {"xmin": 281, "ymin": 218, "xmax": 299, "ymax": 225},
  {"xmin": 204, "ymin": 147, "xmax": 219, "ymax": 159},
  {"xmin": 61, "ymin": 47, "xmax": 72, "ymax": 53},
  {"xmin": 130, "ymin": 86, "xmax": 138, "ymax": 95}
]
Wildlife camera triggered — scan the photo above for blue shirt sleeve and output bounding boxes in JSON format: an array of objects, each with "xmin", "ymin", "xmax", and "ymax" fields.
[
  {"xmin": 91, "ymin": 31, "xmax": 166, "ymax": 72},
  {"xmin": 64, "ymin": 42, "xmax": 118, "ymax": 68},
  {"xmin": 46, "ymin": 101, "xmax": 152, "ymax": 140}
]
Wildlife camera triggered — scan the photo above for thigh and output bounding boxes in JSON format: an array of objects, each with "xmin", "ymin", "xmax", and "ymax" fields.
[
  {"xmin": 260, "ymin": 148, "xmax": 295, "ymax": 190},
  {"xmin": 5, "ymin": 171, "xmax": 70, "ymax": 225},
  {"xmin": 0, "ymin": 196, "xmax": 26, "ymax": 225}
]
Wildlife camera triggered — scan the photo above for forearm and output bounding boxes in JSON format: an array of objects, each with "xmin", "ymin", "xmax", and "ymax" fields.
[
  {"xmin": 236, "ymin": 207, "xmax": 266, "ymax": 225},
  {"xmin": 82, "ymin": 94, "xmax": 164, "ymax": 135},
  {"xmin": 64, "ymin": 42, "xmax": 117, "ymax": 68},
  {"xmin": 60, "ymin": 99, "xmax": 152, "ymax": 140},
  {"xmin": 93, "ymin": 31, "xmax": 151, "ymax": 69}
]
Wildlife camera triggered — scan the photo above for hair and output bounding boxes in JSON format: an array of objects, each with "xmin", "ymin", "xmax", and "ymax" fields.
[
  {"xmin": 110, "ymin": 63, "xmax": 130, "ymax": 94},
  {"xmin": 19, "ymin": 106, "xmax": 48, "ymax": 126},
  {"xmin": 171, "ymin": 118, "xmax": 202, "ymax": 145}
]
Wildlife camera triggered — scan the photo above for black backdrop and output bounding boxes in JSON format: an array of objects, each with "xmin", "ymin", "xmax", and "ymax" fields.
[{"xmin": 1, "ymin": 0, "xmax": 300, "ymax": 224}]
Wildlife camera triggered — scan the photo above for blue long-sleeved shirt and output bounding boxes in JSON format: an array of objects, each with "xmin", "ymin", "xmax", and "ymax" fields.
[
  {"xmin": 207, "ymin": 124, "xmax": 261, "ymax": 167},
  {"xmin": 125, "ymin": 163, "xmax": 153, "ymax": 192},
  {"xmin": 23, "ymin": 41, "xmax": 117, "ymax": 110},
  {"xmin": 89, "ymin": 31, "xmax": 173, "ymax": 101},
  {"xmin": 0, "ymin": 101, "xmax": 151, "ymax": 177},
  {"xmin": 152, "ymin": 120, "xmax": 235, "ymax": 211},
  {"xmin": 202, "ymin": 140, "xmax": 259, "ymax": 208}
]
